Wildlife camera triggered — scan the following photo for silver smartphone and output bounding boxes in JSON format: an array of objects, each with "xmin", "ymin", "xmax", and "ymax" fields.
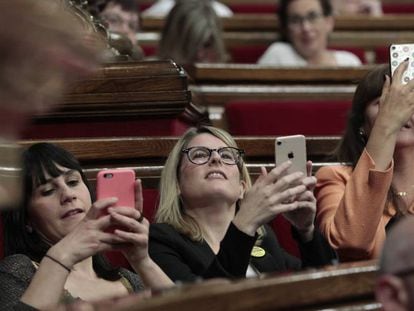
[
  {"xmin": 390, "ymin": 43, "xmax": 414, "ymax": 84},
  {"xmin": 275, "ymin": 135, "xmax": 307, "ymax": 175}
]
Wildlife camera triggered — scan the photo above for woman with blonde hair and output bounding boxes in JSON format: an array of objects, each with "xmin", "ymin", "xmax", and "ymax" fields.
[
  {"xmin": 149, "ymin": 126, "xmax": 335, "ymax": 282},
  {"xmin": 158, "ymin": 0, "xmax": 228, "ymax": 64}
]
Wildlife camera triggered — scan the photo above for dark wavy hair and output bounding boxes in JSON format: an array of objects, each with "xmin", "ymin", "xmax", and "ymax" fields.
[
  {"xmin": 278, "ymin": 0, "xmax": 333, "ymax": 42},
  {"xmin": 334, "ymin": 64, "xmax": 390, "ymax": 167},
  {"xmin": 2, "ymin": 143, "xmax": 120, "ymax": 280}
]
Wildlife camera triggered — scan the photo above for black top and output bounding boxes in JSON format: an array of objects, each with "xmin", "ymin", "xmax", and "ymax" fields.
[
  {"xmin": 149, "ymin": 222, "xmax": 336, "ymax": 283},
  {"xmin": 0, "ymin": 254, "xmax": 144, "ymax": 310}
]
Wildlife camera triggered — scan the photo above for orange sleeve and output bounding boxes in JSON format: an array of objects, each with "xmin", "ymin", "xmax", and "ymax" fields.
[{"xmin": 315, "ymin": 149, "xmax": 393, "ymax": 261}]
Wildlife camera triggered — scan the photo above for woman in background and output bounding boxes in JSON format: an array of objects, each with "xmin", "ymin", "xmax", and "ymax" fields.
[
  {"xmin": 258, "ymin": 0, "xmax": 361, "ymax": 66},
  {"xmin": 158, "ymin": 0, "xmax": 228, "ymax": 65}
]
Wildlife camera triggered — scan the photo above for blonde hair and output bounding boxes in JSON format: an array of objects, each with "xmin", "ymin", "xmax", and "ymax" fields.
[
  {"xmin": 155, "ymin": 126, "xmax": 251, "ymax": 241},
  {"xmin": 158, "ymin": 0, "xmax": 227, "ymax": 64}
]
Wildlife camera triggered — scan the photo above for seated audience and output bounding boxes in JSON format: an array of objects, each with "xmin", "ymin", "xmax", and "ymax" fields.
[
  {"xmin": 142, "ymin": 0, "xmax": 233, "ymax": 17},
  {"xmin": 258, "ymin": 0, "xmax": 361, "ymax": 66},
  {"xmin": 0, "ymin": 143, "xmax": 173, "ymax": 309},
  {"xmin": 376, "ymin": 215, "xmax": 414, "ymax": 311},
  {"xmin": 0, "ymin": 0, "xmax": 101, "ymax": 211},
  {"xmin": 149, "ymin": 126, "xmax": 335, "ymax": 283},
  {"xmin": 315, "ymin": 62, "xmax": 414, "ymax": 262},
  {"xmin": 98, "ymin": 0, "xmax": 145, "ymax": 60},
  {"xmin": 332, "ymin": 0, "xmax": 383, "ymax": 16},
  {"xmin": 158, "ymin": 0, "xmax": 228, "ymax": 64}
]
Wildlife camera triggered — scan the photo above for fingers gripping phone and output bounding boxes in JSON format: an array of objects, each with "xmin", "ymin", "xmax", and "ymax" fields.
[
  {"xmin": 390, "ymin": 43, "xmax": 414, "ymax": 84},
  {"xmin": 275, "ymin": 135, "xmax": 307, "ymax": 176},
  {"xmin": 96, "ymin": 168, "xmax": 136, "ymax": 231}
]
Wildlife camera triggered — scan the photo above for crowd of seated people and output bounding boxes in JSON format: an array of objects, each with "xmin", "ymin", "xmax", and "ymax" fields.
[{"xmin": 3, "ymin": 0, "xmax": 414, "ymax": 309}]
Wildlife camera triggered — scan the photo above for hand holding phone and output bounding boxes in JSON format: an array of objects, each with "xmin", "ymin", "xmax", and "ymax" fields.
[
  {"xmin": 96, "ymin": 169, "xmax": 136, "ymax": 232},
  {"xmin": 275, "ymin": 135, "xmax": 307, "ymax": 176},
  {"xmin": 390, "ymin": 43, "xmax": 414, "ymax": 84}
]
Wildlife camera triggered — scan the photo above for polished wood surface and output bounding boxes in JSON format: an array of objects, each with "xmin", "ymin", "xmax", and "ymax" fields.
[
  {"xmin": 76, "ymin": 260, "xmax": 380, "ymax": 311},
  {"xmin": 35, "ymin": 60, "xmax": 192, "ymax": 120}
]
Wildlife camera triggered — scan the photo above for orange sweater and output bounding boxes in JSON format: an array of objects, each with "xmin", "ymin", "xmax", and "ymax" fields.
[{"xmin": 315, "ymin": 149, "xmax": 399, "ymax": 261}]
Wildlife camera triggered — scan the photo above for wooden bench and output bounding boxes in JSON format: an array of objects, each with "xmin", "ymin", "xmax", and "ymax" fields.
[
  {"xmin": 184, "ymin": 64, "xmax": 371, "ymax": 130},
  {"xmin": 79, "ymin": 260, "xmax": 381, "ymax": 311},
  {"xmin": 21, "ymin": 60, "xmax": 207, "ymax": 139}
]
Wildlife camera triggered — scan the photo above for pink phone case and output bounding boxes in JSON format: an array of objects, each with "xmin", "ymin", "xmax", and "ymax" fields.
[{"xmin": 96, "ymin": 169, "xmax": 135, "ymax": 209}]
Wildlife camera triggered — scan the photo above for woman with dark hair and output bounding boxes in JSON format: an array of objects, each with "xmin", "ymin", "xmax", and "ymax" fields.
[
  {"xmin": 315, "ymin": 61, "xmax": 414, "ymax": 261},
  {"xmin": 258, "ymin": 0, "xmax": 361, "ymax": 66},
  {"xmin": 0, "ymin": 143, "xmax": 172, "ymax": 310}
]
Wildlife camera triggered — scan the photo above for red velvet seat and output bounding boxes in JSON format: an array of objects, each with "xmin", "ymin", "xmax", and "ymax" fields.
[
  {"xmin": 383, "ymin": 4, "xmax": 414, "ymax": 14},
  {"xmin": 226, "ymin": 100, "xmax": 351, "ymax": 136}
]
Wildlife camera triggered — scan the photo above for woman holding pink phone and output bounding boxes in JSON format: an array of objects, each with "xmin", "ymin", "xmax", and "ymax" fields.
[
  {"xmin": 315, "ymin": 61, "xmax": 414, "ymax": 262},
  {"xmin": 149, "ymin": 126, "xmax": 335, "ymax": 282},
  {"xmin": 0, "ymin": 143, "xmax": 173, "ymax": 310}
]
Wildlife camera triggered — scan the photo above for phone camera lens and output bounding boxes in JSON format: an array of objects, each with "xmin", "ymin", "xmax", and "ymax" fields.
[
  {"xmin": 104, "ymin": 173, "xmax": 113, "ymax": 179},
  {"xmin": 277, "ymin": 141, "xmax": 281, "ymax": 145}
]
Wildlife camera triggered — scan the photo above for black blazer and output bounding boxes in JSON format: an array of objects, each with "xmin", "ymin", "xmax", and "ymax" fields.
[{"xmin": 149, "ymin": 222, "xmax": 335, "ymax": 283}]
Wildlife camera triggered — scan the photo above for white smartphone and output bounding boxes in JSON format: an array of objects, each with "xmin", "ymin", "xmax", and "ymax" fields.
[
  {"xmin": 390, "ymin": 43, "xmax": 414, "ymax": 84},
  {"xmin": 275, "ymin": 135, "xmax": 307, "ymax": 176}
]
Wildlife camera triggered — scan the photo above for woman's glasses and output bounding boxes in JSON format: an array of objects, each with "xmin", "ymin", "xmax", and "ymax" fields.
[
  {"xmin": 182, "ymin": 146, "xmax": 244, "ymax": 165},
  {"xmin": 287, "ymin": 11, "xmax": 324, "ymax": 29}
]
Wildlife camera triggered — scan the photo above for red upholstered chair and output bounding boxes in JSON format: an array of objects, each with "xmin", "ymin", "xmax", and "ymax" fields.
[
  {"xmin": 383, "ymin": 4, "xmax": 414, "ymax": 14},
  {"xmin": 375, "ymin": 46, "xmax": 389, "ymax": 64},
  {"xmin": 226, "ymin": 100, "xmax": 351, "ymax": 136},
  {"xmin": 229, "ymin": 4, "xmax": 278, "ymax": 14},
  {"xmin": 229, "ymin": 45, "xmax": 269, "ymax": 63}
]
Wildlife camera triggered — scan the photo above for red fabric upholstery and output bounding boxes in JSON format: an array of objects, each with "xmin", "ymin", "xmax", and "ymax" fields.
[
  {"xmin": 270, "ymin": 216, "xmax": 300, "ymax": 258},
  {"xmin": 375, "ymin": 46, "xmax": 389, "ymax": 64},
  {"xmin": 229, "ymin": 45, "xmax": 269, "ymax": 63},
  {"xmin": 226, "ymin": 100, "xmax": 351, "ymax": 136},
  {"xmin": 383, "ymin": 4, "xmax": 414, "ymax": 14},
  {"xmin": 229, "ymin": 4, "xmax": 278, "ymax": 14}
]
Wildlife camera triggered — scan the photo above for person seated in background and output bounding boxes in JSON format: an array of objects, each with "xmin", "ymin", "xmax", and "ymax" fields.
[
  {"xmin": 258, "ymin": 0, "xmax": 361, "ymax": 66},
  {"xmin": 376, "ymin": 215, "xmax": 414, "ymax": 311},
  {"xmin": 0, "ymin": 143, "xmax": 173, "ymax": 310},
  {"xmin": 332, "ymin": 0, "xmax": 383, "ymax": 17},
  {"xmin": 142, "ymin": 0, "xmax": 233, "ymax": 17},
  {"xmin": 98, "ymin": 0, "xmax": 145, "ymax": 60},
  {"xmin": 315, "ymin": 61, "xmax": 414, "ymax": 262},
  {"xmin": 158, "ymin": 0, "xmax": 228, "ymax": 65},
  {"xmin": 149, "ymin": 126, "xmax": 336, "ymax": 283}
]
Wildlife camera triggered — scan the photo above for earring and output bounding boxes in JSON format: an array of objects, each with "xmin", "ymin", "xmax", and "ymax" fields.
[{"xmin": 359, "ymin": 128, "xmax": 365, "ymax": 136}]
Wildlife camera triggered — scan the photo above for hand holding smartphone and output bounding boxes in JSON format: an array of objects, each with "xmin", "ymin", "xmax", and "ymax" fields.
[
  {"xmin": 390, "ymin": 43, "xmax": 414, "ymax": 84},
  {"xmin": 96, "ymin": 169, "xmax": 136, "ymax": 232},
  {"xmin": 275, "ymin": 135, "xmax": 307, "ymax": 176}
]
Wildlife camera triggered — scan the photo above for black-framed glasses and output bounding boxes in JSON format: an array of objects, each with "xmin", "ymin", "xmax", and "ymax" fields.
[
  {"xmin": 287, "ymin": 11, "xmax": 324, "ymax": 28},
  {"xmin": 182, "ymin": 146, "xmax": 244, "ymax": 165}
]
